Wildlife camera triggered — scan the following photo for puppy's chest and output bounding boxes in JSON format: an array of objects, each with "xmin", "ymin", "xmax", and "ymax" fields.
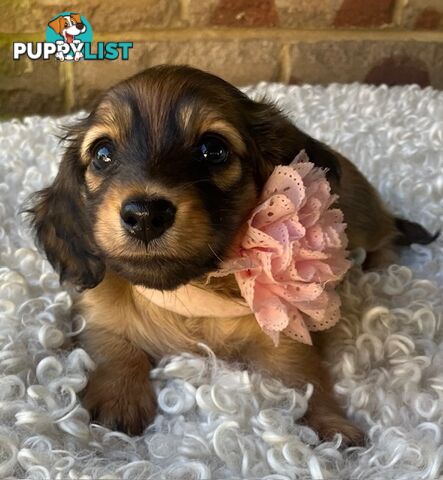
[
  {"xmin": 81, "ymin": 283, "xmax": 261, "ymax": 361},
  {"xmin": 136, "ymin": 305, "xmax": 261, "ymax": 360}
]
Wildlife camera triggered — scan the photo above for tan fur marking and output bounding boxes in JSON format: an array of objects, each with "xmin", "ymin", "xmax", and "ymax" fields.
[
  {"xmin": 178, "ymin": 104, "xmax": 194, "ymax": 132},
  {"xmin": 178, "ymin": 105, "xmax": 246, "ymax": 156},
  {"xmin": 80, "ymin": 101, "xmax": 132, "ymax": 165},
  {"xmin": 85, "ymin": 169, "xmax": 102, "ymax": 193},
  {"xmin": 93, "ymin": 185, "xmax": 129, "ymax": 257},
  {"xmin": 212, "ymin": 157, "xmax": 242, "ymax": 190},
  {"xmin": 202, "ymin": 119, "xmax": 246, "ymax": 155},
  {"xmin": 178, "ymin": 109, "xmax": 246, "ymax": 190},
  {"xmin": 80, "ymin": 125, "xmax": 119, "ymax": 165}
]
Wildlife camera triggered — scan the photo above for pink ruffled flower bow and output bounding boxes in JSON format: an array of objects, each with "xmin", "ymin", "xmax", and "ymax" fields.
[{"xmin": 216, "ymin": 150, "xmax": 351, "ymax": 346}]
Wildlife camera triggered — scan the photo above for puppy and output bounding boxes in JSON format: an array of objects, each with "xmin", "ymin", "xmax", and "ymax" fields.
[
  {"xmin": 48, "ymin": 13, "xmax": 86, "ymax": 61},
  {"xmin": 49, "ymin": 13, "xmax": 86, "ymax": 43},
  {"xmin": 29, "ymin": 65, "xmax": 436, "ymax": 443}
]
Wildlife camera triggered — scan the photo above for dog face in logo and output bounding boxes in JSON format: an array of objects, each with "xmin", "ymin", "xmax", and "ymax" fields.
[
  {"xmin": 48, "ymin": 13, "xmax": 86, "ymax": 43},
  {"xmin": 48, "ymin": 13, "xmax": 86, "ymax": 61}
]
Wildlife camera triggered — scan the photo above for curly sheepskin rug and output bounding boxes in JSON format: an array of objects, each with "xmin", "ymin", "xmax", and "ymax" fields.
[{"xmin": 0, "ymin": 83, "xmax": 442, "ymax": 480}]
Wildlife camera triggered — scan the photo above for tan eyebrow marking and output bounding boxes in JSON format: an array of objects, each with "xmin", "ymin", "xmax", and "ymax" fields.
[
  {"xmin": 178, "ymin": 104, "xmax": 194, "ymax": 132},
  {"xmin": 178, "ymin": 104, "xmax": 246, "ymax": 156},
  {"xmin": 197, "ymin": 117, "xmax": 245, "ymax": 190},
  {"xmin": 80, "ymin": 100, "xmax": 132, "ymax": 165},
  {"xmin": 178, "ymin": 111, "xmax": 246, "ymax": 191},
  {"xmin": 80, "ymin": 125, "xmax": 118, "ymax": 165},
  {"xmin": 202, "ymin": 120, "xmax": 246, "ymax": 156}
]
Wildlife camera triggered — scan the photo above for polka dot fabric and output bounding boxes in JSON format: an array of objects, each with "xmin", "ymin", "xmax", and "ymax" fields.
[{"xmin": 216, "ymin": 151, "xmax": 351, "ymax": 346}]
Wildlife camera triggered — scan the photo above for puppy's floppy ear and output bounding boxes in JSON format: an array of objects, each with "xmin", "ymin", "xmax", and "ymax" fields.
[
  {"xmin": 71, "ymin": 13, "xmax": 82, "ymax": 24},
  {"xmin": 28, "ymin": 138, "xmax": 105, "ymax": 290},
  {"xmin": 244, "ymin": 98, "xmax": 341, "ymax": 186},
  {"xmin": 48, "ymin": 16, "xmax": 64, "ymax": 35}
]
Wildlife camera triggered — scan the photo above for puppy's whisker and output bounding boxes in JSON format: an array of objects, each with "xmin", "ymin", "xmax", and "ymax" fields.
[
  {"xmin": 207, "ymin": 243, "xmax": 223, "ymax": 264},
  {"xmin": 172, "ymin": 290, "xmax": 193, "ymax": 316}
]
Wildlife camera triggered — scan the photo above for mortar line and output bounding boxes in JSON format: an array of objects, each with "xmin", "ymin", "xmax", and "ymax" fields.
[
  {"xmin": 59, "ymin": 61, "xmax": 75, "ymax": 113},
  {"xmin": 392, "ymin": 0, "xmax": 407, "ymax": 27},
  {"xmin": 179, "ymin": 0, "xmax": 191, "ymax": 23},
  {"xmin": 95, "ymin": 28, "xmax": 443, "ymax": 42},
  {"xmin": 278, "ymin": 44, "xmax": 291, "ymax": 84},
  {"xmin": 2, "ymin": 28, "xmax": 443, "ymax": 45}
]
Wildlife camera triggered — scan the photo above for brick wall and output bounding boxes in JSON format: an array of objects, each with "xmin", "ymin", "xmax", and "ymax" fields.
[{"xmin": 1, "ymin": 0, "xmax": 442, "ymax": 116}]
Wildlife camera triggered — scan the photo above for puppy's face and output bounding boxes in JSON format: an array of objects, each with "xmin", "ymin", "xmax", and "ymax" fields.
[
  {"xmin": 49, "ymin": 14, "xmax": 86, "ymax": 37},
  {"xmin": 79, "ymin": 70, "xmax": 262, "ymax": 289},
  {"xmin": 30, "ymin": 66, "xmax": 325, "ymax": 290}
]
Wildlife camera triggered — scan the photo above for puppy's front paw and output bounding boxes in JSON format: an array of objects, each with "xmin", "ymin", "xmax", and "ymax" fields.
[
  {"xmin": 305, "ymin": 412, "xmax": 366, "ymax": 446},
  {"xmin": 81, "ymin": 365, "xmax": 157, "ymax": 435}
]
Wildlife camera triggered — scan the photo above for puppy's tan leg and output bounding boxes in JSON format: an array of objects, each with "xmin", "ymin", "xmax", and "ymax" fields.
[
  {"xmin": 247, "ymin": 337, "xmax": 365, "ymax": 445},
  {"xmin": 79, "ymin": 325, "xmax": 157, "ymax": 435}
]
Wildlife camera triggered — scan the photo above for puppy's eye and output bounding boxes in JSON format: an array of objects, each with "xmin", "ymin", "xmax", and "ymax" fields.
[
  {"xmin": 91, "ymin": 142, "xmax": 114, "ymax": 171},
  {"xmin": 195, "ymin": 134, "xmax": 229, "ymax": 165}
]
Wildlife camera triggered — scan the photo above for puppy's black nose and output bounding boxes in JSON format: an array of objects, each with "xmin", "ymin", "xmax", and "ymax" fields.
[
  {"xmin": 76, "ymin": 22, "xmax": 85, "ymax": 30},
  {"xmin": 120, "ymin": 198, "xmax": 176, "ymax": 243}
]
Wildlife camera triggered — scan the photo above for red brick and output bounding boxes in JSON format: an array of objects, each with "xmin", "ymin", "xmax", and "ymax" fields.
[
  {"xmin": 289, "ymin": 40, "xmax": 443, "ymax": 89},
  {"xmin": 414, "ymin": 8, "xmax": 442, "ymax": 30},
  {"xmin": 334, "ymin": 0, "xmax": 395, "ymax": 27},
  {"xmin": 274, "ymin": 0, "xmax": 340, "ymax": 29},
  {"xmin": 186, "ymin": 0, "xmax": 340, "ymax": 28},
  {"xmin": 365, "ymin": 56, "xmax": 430, "ymax": 87},
  {"xmin": 400, "ymin": 0, "xmax": 443, "ymax": 31},
  {"xmin": 210, "ymin": 0, "xmax": 279, "ymax": 27}
]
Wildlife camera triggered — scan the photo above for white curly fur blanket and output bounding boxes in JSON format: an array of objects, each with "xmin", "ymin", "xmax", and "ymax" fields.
[{"xmin": 0, "ymin": 83, "xmax": 442, "ymax": 480}]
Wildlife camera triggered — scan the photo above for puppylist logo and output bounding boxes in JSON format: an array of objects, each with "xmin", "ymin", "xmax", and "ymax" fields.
[{"xmin": 13, "ymin": 12, "xmax": 132, "ymax": 62}]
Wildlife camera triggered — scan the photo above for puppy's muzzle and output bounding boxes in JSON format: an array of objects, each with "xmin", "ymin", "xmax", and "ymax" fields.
[{"xmin": 120, "ymin": 197, "xmax": 176, "ymax": 243}]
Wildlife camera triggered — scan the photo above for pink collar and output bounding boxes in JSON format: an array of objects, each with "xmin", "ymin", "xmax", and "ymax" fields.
[
  {"xmin": 135, "ymin": 284, "xmax": 251, "ymax": 318},
  {"xmin": 136, "ymin": 151, "xmax": 350, "ymax": 346}
]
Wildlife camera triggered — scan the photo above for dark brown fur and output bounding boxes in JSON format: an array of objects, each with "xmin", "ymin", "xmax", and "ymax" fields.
[{"xmin": 28, "ymin": 65, "xmax": 436, "ymax": 442}]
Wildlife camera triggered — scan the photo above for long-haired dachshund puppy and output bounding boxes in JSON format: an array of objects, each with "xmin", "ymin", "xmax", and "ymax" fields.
[{"xmin": 29, "ymin": 65, "xmax": 436, "ymax": 444}]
